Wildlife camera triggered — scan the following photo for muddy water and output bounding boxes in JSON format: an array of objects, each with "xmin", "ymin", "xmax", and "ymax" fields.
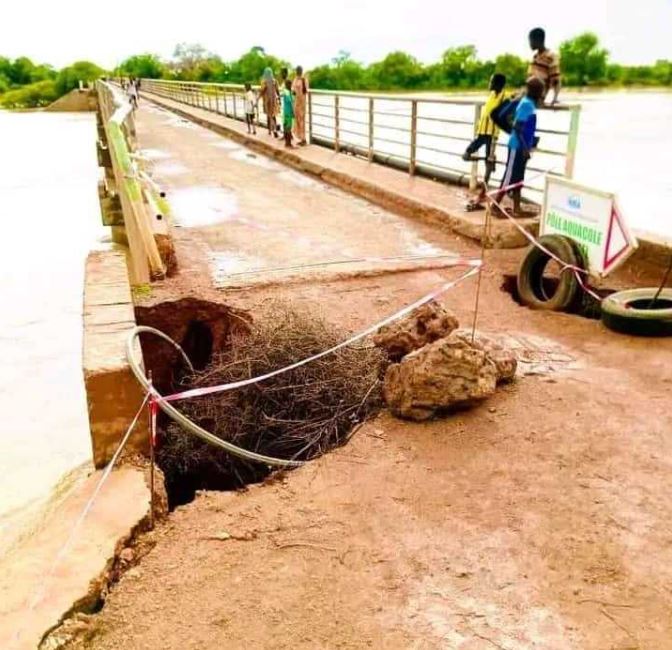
[{"xmin": 0, "ymin": 111, "xmax": 106, "ymax": 548}]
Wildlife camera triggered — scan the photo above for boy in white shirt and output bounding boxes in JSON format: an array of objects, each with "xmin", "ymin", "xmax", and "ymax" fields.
[{"xmin": 244, "ymin": 83, "xmax": 257, "ymax": 135}]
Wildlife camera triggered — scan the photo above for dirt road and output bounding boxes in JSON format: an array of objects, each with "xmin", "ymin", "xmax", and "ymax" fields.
[{"xmin": 66, "ymin": 103, "xmax": 672, "ymax": 649}]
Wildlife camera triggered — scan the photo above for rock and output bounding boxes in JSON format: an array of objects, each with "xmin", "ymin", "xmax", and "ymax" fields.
[
  {"xmin": 374, "ymin": 301, "xmax": 459, "ymax": 361},
  {"xmin": 119, "ymin": 547, "xmax": 135, "ymax": 565},
  {"xmin": 383, "ymin": 334, "xmax": 498, "ymax": 421},
  {"xmin": 454, "ymin": 329, "xmax": 517, "ymax": 384}
]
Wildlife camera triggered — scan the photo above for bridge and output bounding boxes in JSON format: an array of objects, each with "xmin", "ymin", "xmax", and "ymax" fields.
[
  {"xmin": 4, "ymin": 79, "xmax": 672, "ymax": 650},
  {"xmin": 86, "ymin": 79, "xmax": 584, "ymax": 465}
]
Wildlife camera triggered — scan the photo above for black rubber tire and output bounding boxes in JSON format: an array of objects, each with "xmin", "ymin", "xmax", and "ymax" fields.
[
  {"xmin": 601, "ymin": 288, "xmax": 672, "ymax": 336},
  {"xmin": 517, "ymin": 234, "xmax": 583, "ymax": 311}
]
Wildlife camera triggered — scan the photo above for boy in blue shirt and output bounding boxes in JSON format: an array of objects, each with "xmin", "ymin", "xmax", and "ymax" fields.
[
  {"xmin": 281, "ymin": 79, "xmax": 295, "ymax": 148},
  {"xmin": 493, "ymin": 77, "xmax": 544, "ymax": 217}
]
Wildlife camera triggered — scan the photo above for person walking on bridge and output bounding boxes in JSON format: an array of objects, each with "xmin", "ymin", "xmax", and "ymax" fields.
[
  {"xmin": 292, "ymin": 66, "xmax": 309, "ymax": 146},
  {"xmin": 259, "ymin": 67, "xmax": 279, "ymax": 137}
]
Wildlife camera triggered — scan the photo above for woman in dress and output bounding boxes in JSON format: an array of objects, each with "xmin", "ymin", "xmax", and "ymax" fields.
[
  {"xmin": 259, "ymin": 67, "xmax": 279, "ymax": 137},
  {"xmin": 291, "ymin": 66, "xmax": 309, "ymax": 145}
]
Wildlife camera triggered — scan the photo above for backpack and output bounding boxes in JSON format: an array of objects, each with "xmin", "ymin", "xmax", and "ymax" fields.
[
  {"xmin": 491, "ymin": 96, "xmax": 541, "ymax": 148},
  {"xmin": 490, "ymin": 97, "xmax": 518, "ymax": 134}
]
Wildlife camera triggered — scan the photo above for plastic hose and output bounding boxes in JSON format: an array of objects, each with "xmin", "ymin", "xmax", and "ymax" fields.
[{"xmin": 126, "ymin": 325, "xmax": 304, "ymax": 468}]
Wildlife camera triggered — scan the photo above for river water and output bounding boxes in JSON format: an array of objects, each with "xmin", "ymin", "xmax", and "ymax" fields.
[
  {"xmin": 566, "ymin": 90, "xmax": 672, "ymax": 242},
  {"xmin": 0, "ymin": 90, "xmax": 669, "ymax": 544},
  {"xmin": 0, "ymin": 111, "xmax": 106, "ymax": 549}
]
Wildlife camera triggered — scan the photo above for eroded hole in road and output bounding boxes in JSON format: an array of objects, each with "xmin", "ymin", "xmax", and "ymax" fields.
[
  {"xmin": 136, "ymin": 298, "xmax": 384, "ymax": 509},
  {"xmin": 500, "ymin": 274, "xmax": 614, "ymax": 320}
]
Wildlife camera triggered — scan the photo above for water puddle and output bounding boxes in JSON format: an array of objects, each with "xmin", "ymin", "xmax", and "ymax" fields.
[
  {"xmin": 229, "ymin": 148, "xmax": 282, "ymax": 170},
  {"xmin": 169, "ymin": 186, "xmax": 240, "ymax": 227},
  {"xmin": 136, "ymin": 148, "xmax": 171, "ymax": 161},
  {"xmin": 209, "ymin": 251, "xmax": 267, "ymax": 282},
  {"xmin": 151, "ymin": 161, "xmax": 190, "ymax": 177},
  {"xmin": 210, "ymin": 140, "xmax": 241, "ymax": 151},
  {"xmin": 164, "ymin": 116, "xmax": 199, "ymax": 130},
  {"xmin": 276, "ymin": 169, "xmax": 322, "ymax": 189},
  {"xmin": 405, "ymin": 241, "xmax": 445, "ymax": 257}
]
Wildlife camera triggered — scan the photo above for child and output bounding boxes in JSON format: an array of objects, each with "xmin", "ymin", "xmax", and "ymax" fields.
[
  {"xmin": 528, "ymin": 27, "xmax": 561, "ymax": 105},
  {"xmin": 244, "ymin": 83, "xmax": 257, "ymax": 135},
  {"xmin": 127, "ymin": 78, "xmax": 138, "ymax": 109},
  {"xmin": 281, "ymin": 79, "xmax": 295, "ymax": 148},
  {"xmin": 493, "ymin": 77, "xmax": 544, "ymax": 218},
  {"xmin": 462, "ymin": 73, "xmax": 507, "ymax": 210}
]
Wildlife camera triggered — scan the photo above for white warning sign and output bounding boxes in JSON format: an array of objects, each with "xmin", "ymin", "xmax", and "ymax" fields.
[{"xmin": 541, "ymin": 176, "xmax": 638, "ymax": 277}]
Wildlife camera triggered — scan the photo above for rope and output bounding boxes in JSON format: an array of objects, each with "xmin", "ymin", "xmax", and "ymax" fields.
[{"xmin": 16, "ymin": 393, "xmax": 151, "ymax": 646}]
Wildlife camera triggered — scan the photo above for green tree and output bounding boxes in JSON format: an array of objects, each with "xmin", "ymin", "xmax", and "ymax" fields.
[
  {"xmin": 9, "ymin": 57, "xmax": 37, "ymax": 85},
  {"xmin": 55, "ymin": 61, "xmax": 104, "ymax": 94},
  {"xmin": 228, "ymin": 47, "xmax": 289, "ymax": 84},
  {"xmin": 0, "ymin": 79, "xmax": 58, "ymax": 108},
  {"xmin": 432, "ymin": 46, "xmax": 479, "ymax": 87},
  {"xmin": 172, "ymin": 43, "xmax": 211, "ymax": 79},
  {"xmin": 559, "ymin": 33, "xmax": 608, "ymax": 85},
  {"xmin": 493, "ymin": 53, "xmax": 527, "ymax": 88},
  {"xmin": 652, "ymin": 60, "xmax": 672, "ymax": 85},
  {"xmin": 368, "ymin": 51, "xmax": 427, "ymax": 89},
  {"xmin": 118, "ymin": 54, "xmax": 166, "ymax": 79}
]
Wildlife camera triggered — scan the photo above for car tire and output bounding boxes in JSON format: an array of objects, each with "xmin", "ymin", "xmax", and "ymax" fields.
[
  {"xmin": 517, "ymin": 234, "xmax": 584, "ymax": 311},
  {"xmin": 601, "ymin": 288, "xmax": 672, "ymax": 336}
]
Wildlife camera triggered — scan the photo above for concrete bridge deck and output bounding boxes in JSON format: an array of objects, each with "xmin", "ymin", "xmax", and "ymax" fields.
[{"xmin": 134, "ymin": 99, "xmax": 487, "ymax": 294}]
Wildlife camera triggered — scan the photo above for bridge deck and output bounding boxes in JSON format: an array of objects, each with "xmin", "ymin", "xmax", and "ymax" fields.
[{"xmin": 134, "ymin": 101, "xmax": 484, "ymax": 291}]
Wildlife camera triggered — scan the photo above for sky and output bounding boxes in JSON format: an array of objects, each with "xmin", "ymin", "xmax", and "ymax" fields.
[{"xmin": 4, "ymin": 0, "xmax": 671, "ymax": 69}]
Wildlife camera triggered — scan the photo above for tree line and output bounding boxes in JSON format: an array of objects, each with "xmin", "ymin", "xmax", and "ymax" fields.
[
  {"xmin": 116, "ymin": 34, "xmax": 672, "ymax": 90},
  {"xmin": 0, "ymin": 57, "xmax": 103, "ymax": 108},
  {"xmin": 1, "ymin": 33, "xmax": 670, "ymax": 109}
]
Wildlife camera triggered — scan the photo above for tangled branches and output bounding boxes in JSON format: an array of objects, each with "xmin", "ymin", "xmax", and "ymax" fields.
[{"xmin": 159, "ymin": 302, "xmax": 386, "ymax": 499}]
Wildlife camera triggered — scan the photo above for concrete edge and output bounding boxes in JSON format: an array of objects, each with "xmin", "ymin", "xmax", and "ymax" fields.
[
  {"xmin": 82, "ymin": 250, "xmax": 149, "ymax": 468},
  {"xmin": 140, "ymin": 92, "xmax": 538, "ymax": 249}
]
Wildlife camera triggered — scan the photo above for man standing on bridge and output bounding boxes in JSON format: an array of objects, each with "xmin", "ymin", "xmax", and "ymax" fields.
[{"xmin": 528, "ymin": 27, "xmax": 561, "ymax": 104}]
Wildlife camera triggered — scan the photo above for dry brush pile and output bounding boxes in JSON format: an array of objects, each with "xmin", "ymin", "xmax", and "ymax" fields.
[{"xmin": 158, "ymin": 302, "xmax": 386, "ymax": 500}]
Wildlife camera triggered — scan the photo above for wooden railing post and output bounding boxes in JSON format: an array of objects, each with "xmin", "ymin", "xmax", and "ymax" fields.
[
  {"xmin": 410, "ymin": 100, "xmax": 418, "ymax": 175},
  {"xmin": 334, "ymin": 95, "xmax": 340, "ymax": 152},
  {"xmin": 469, "ymin": 104, "xmax": 482, "ymax": 190},
  {"xmin": 233, "ymin": 92, "xmax": 237, "ymax": 120}
]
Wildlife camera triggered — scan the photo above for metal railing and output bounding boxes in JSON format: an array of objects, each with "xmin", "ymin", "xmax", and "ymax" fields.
[{"xmin": 140, "ymin": 78, "xmax": 581, "ymax": 197}]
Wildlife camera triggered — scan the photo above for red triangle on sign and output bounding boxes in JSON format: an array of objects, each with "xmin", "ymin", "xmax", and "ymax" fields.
[{"xmin": 603, "ymin": 204, "xmax": 630, "ymax": 271}]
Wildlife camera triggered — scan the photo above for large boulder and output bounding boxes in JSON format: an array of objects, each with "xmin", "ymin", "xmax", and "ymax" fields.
[
  {"xmin": 383, "ymin": 333, "xmax": 498, "ymax": 421},
  {"xmin": 374, "ymin": 301, "xmax": 459, "ymax": 361},
  {"xmin": 454, "ymin": 329, "xmax": 517, "ymax": 384}
]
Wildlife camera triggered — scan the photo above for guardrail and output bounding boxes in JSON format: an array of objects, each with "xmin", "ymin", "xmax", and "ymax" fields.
[
  {"xmin": 139, "ymin": 78, "xmax": 581, "ymax": 197},
  {"xmin": 97, "ymin": 81, "xmax": 166, "ymax": 283}
]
